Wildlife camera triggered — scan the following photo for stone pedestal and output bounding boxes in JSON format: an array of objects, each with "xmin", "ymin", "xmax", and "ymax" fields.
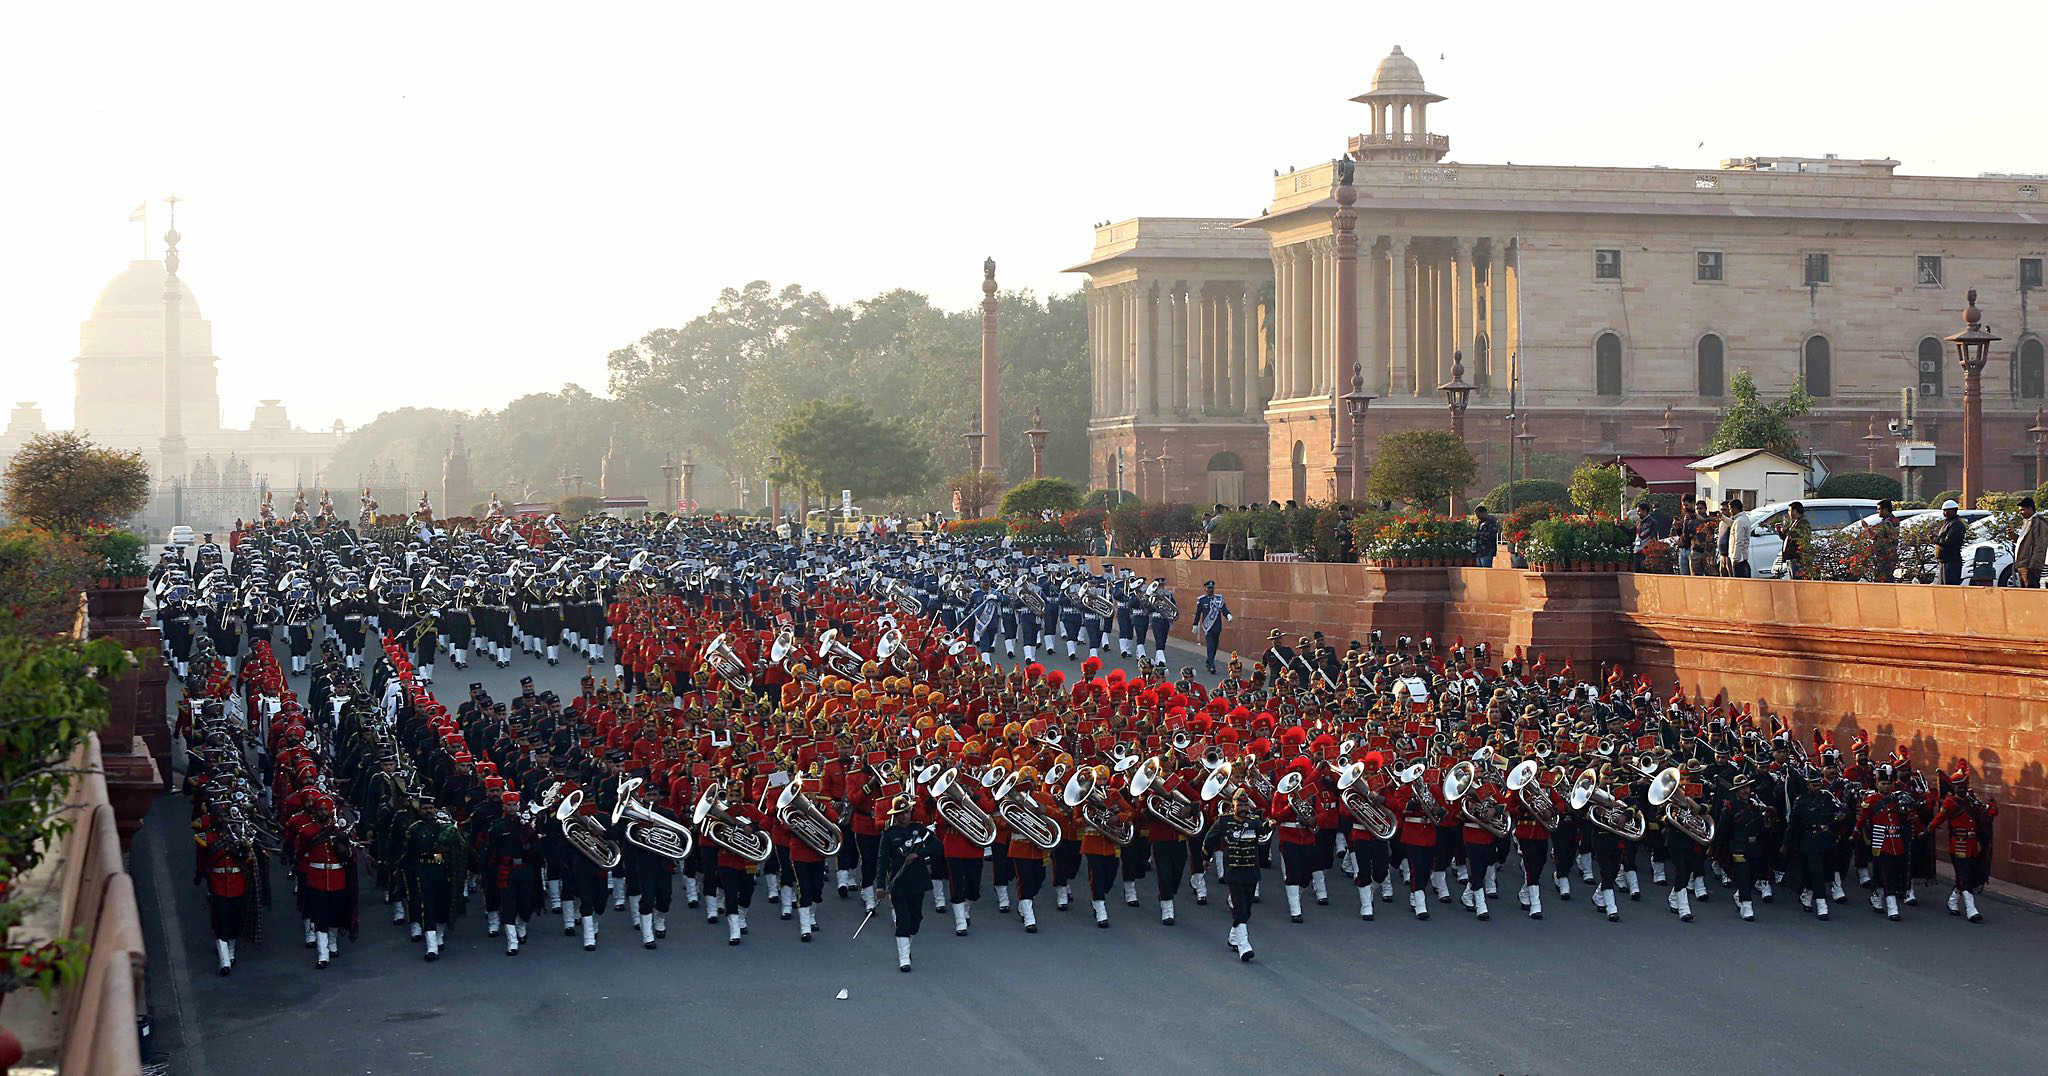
[
  {"xmin": 1508, "ymin": 570, "xmax": 1629, "ymax": 667},
  {"xmin": 89, "ymin": 618, "xmax": 172, "ymax": 845},
  {"xmin": 1358, "ymin": 567, "xmax": 1449, "ymax": 644}
]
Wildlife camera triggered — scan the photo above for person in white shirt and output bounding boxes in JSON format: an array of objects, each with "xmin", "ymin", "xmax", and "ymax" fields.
[{"xmin": 1723, "ymin": 498, "xmax": 1752, "ymax": 578}]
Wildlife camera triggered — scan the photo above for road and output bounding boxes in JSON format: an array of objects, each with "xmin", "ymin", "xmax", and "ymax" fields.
[{"xmin": 134, "ymin": 634, "xmax": 2048, "ymax": 1076}]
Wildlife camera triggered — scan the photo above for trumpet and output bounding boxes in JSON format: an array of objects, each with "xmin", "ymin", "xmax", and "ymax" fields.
[
  {"xmin": 610, "ymin": 776, "xmax": 693, "ymax": 861},
  {"xmin": 776, "ymin": 772, "xmax": 844, "ymax": 856}
]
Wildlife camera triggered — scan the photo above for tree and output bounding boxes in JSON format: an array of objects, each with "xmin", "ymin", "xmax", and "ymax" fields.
[
  {"xmin": 558, "ymin": 494, "xmax": 605, "ymax": 520},
  {"xmin": 772, "ymin": 400, "xmax": 932, "ymax": 504},
  {"xmin": 947, "ymin": 470, "xmax": 1007, "ymax": 519},
  {"xmin": 1710, "ymin": 370, "xmax": 1813, "ymax": 463},
  {"xmin": 1816, "ymin": 471, "xmax": 1904, "ymax": 501},
  {"xmin": 2, "ymin": 433, "xmax": 150, "ymax": 531},
  {"xmin": 1569, "ymin": 460, "xmax": 1628, "ymax": 514},
  {"xmin": 1365, "ymin": 430, "xmax": 1477, "ymax": 509},
  {"xmin": 998, "ymin": 477, "xmax": 1081, "ymax": 519},
  {"xmin": 1480, "ymin": 478, "xmax": 1570, "ymax": 513}
]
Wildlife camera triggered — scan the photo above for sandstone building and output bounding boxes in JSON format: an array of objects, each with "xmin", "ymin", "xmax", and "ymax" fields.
[{"xmin": 1072, "ymin": 47, "xmax": 2048, "ymax": 504}]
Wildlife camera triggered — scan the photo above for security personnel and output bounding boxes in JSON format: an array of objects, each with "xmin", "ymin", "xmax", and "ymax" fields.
[
  {"xmin": 876, "ymin": 795, "xmax": 931, "ymax": 971},
  {"xmin": 1203, "ymin": 789, "xmax": 1270, "ymax": 961},
  {"xmin": 1191, "ymin": 580, "xmax": 1231, "ymax": 674}
]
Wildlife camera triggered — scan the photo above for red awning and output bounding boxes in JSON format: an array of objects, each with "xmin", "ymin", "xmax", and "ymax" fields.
[{"xmin": 1616, "ymin": 456, "xmax": 1697, "ymax": 493}]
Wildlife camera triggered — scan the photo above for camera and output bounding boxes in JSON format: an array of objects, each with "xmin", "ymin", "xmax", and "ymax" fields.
[{"xmin": 1886, "ymin": 419, "xmax": 1902, "ymax": 435}]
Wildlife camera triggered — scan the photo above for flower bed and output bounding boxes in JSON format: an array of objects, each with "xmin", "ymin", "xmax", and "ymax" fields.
[
  {"xmin": 1523, "ymin": 514, "xmax": 1634, "ymax": 572},
  {"xmin": 1355, "ymin": 512, "xmax": 1476, "ymax": 566}
]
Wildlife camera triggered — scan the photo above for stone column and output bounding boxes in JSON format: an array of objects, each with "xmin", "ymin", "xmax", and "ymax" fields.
[
  {"xmin": 1368, "ymin": 236, "xmax": 1389, "ymax": 396},
  {"xmin": 1414, "ymin": 255, "xmax": 1433, "ymax": 396},
  {"xmin": 1292, "ymin": 246, "xmax": 1313, "ymax": 399},
  {"xmin": 1186, "ymin": 278, "xmax": 1205, "ymax": 417},
  {"xmin": 1242, "ymin": 282, "xmax": 1262, "ymax": 416},
  {"xmin": 1167, "ymin": 284, "xmax": 1186, "ymax": 413},
  {"xmin": 1200, "ymin": 293, "xmax": 1218, "ymax": 413},
  {"xmin": 1270, "ymin": 256, "xmax": 1289, "ymax": 399},
  {"xmin": 1388, "ymin": 238, "xmax": 1410, "ymax": 396},
  {"xmin": 1134, "ymin": 280, "xmax": 1155, "ymax": 416},
  {"xmin": 1437, "ymin": 249, "xmax": 1455, "ymax": 390},
  {"xmin": 1487, "ymin": 242, "xmax": 1507, "ymax": 390},
  {"xmin": 1087, "ymin": 287, "xmax": 1102, "ymax": 418},
  {"xmin": 980, "ymin": 258, "xmax": 1000, "ymax": 470},
  {"xmin": 1109, "ymin": 286, "xmax": 1127, "ymax": 417},
  {"xmin": 1504, "ymin": 239, "xmax": 1522, "ymax": 390}
]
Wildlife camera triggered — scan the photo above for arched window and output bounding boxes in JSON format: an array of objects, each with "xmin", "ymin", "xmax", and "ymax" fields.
[
  {"xmin": 1697, "ymin": 334, "xmax": 1725, "ymax": 397},
  {"xmin": 1917, "ymin": 337, "xmax": 1945, "ymax": 398},
  {"xmin": 1290, "ymin": 441, "xmax": 1307, "ymax": 505},
  {"xmin": 1595, "ymin": 333, "xmax": 1623, "ymax": 396},
  {"xmin": 1473, "ymin": 333, "xmax": 1491, "ymax": 388},
  {"xmin": 2022, "ymin": 338, "xmax": 2045, "ymax": 400},
  {"xmin": 1803, "ymin": 335, "xmax": 1832, "ymax": 397}
]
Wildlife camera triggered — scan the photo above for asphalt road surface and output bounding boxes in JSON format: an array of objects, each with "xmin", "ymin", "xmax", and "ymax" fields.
[{"xmin": 136, "ymin": 636, "xmax": 2048, "ymax": 1076}]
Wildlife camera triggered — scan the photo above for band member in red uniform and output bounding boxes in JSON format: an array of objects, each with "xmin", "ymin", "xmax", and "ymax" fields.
[
  {"xmin": 293, "ymin": 797, "xmax": 359, "ymax": 968},
  {"xmin": 194, "ymin": 815, "xmax": 253, "ymax": 975},
  {"xmin": 938, "ymin": 757, "xmax": 995, "ymax": 936},
  {"xmin": 785, "ymin": 767, "xmax": 839, "ymax": 942},
  {"xmin": 1925, "ymin": 760, "xmax": 1997, "ymax": 923},
  {"xmin": 1079, "ymin": 766, "xmax": 1132, "ymax": 928},
  {"xmin": 1270, "ymin": 757, "xmax": 1320, "ymax": 923},
  {"xmin": 485, "ymin": 791, "xmax": 542, "ymax": 954},
  {"xmin": 1457, "ymin": 774, "xmax": 1504, "ymax": 921},
  {"xmin": 717, "ymin": 769, "xmax": 769, "ymax": 945},
  {"xmin": 1005, "ymin": 766, "xmax": 1054, "ymax": 932},
  {"xmin": 1510, "ymin": 769, "xmax": 1553, "ymax": 919},
  {"xmin": 1346, "ymin": 752, "xmax": 1395, "ymax": 921},
  {"xmin": 849, "ymin": 756, "xmax": 885, "ymax": 912},
  {"xmin": 1385, "ymin": 763, "xmax": 1440, "ymax": 921},
  {"xmin": 1853, "ymin": 764, "xmax": 1923, "ymax": 922}
]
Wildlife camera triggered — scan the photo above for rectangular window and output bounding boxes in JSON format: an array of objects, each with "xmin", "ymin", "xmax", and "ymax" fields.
[
  {"xmin": 1916, "ymin": 255, "xmax": 1943, "ymax": 287},
  {"xmin": 1696, "ymin": 250, "xmax": 1724, "ymax": 282},
  {"xmin": 2023, "ymin": 258, "xmax": 2044, "ymax": 290},
  {"xmin": 1593, "ymin": 249, "xmax": 1621, "ymax": 280},
  {"xmin": 1803, "ymin": 252, "xmax": 1830, "ymax": 285}
]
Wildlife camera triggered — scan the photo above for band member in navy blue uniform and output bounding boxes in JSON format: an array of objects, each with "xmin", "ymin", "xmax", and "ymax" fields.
[
  {"xmin": 876, "ymin": 796, "xmax": 930, "ymax": 971},
  {"xmin": 968, "ymin": 581, "xmax": 1000, "ymax": 667},
  {"xmin": 1204, "ymin": 789, "xmax": 1270, "ymax": 961},
  {"xmin": 1016, "ymin": 574, "xmax": 1044, "ymax": 663},
  {"xmin": 1192, "ymin": 580, "xmax": 1232, "ymax": 674},
  {"xmin": 1112, "ymin": 568, "xmax": 1137, "ymax": 657},
  {"xmin": 1145, "ymin": 577, "xmax": 1176, "ymax": 666}
]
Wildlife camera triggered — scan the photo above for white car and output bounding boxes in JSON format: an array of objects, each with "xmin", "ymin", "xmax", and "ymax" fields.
[
  {"xmin": 1962, "ymin": 516, "xmax": 2018, "ymax": 586},
  {"xmin": 1744, "ymin": 498, "xmax": 1880, "ymax": 577},
  {"xmin": 166, "ymin": 525, "xmax": 196, "ymax": 548}
]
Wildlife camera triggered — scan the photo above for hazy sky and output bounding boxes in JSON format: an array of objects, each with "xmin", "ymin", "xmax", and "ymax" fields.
[{"xmin": 5, "ymin": 0, "xmax": 2043, "ymax": 431}]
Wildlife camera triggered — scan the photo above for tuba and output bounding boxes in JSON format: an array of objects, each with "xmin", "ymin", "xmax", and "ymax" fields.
[
  {"xmin": 991, "ymin": 770, "xmax": 1061, "ymax": 850},
  {"xmin": 1568, "ymin": 767, "xmax": 1648, "ymax": 841},
  {"xmin": 816, "ymin": 628, "xmax": 868, "ymax": 683},
  {"xmin": 927, "ymin": 767, "xmax": 998, "ymax": 847},
  {"xmin": 1506, "ymin": 758, "xmax": 1558, "ymax": 831},
  {"xmin": 1648, "ymin": 766, "xmax": 1715, "ymax": 846},
  {"xmin": 610, "ymin": 776, "xmax": 693, "ymax": 861},
  {"xmin": 555, "ymin": 788, "xmax": 624, "ymax": 869},
  {"xmin": 1395, "ymin": 760, "xmax": 1445, "ymax": 823},
  {"xmin": 704, "ymin": 632, "xmax": 754, "ymax": 692},
  {"xmin": 776, "ymin": 773, "xmax": 844, "ymax": 856},
  {"xmin": 1130, "ymin": 756, "xmax": 1205, "ymax": 838},
  {"xmin": 1062, "ymin": 766, "xmax": 1134, "ymax": 846},
  {"xmin": 692, "ymin": 782, "xmax": 773, "ymax": 863},
  {"xmin": 1331, "ymin": 758, "xmax": 1399, "ymax": 840},
  {"xmin": 874, "ymin": 625, "xmax": 916, "ymax": 675},
  {"xmin": 1447, "ymin": 752, "xmax": 1512, "ymax": 838}
]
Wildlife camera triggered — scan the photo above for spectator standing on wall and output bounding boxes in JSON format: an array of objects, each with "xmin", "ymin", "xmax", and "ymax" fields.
[
  {"xmin": 1867, "ymin": 499, "xmax": 1901, "ymax": 583},
  {"xmin": 1935, "ymin": 499, "xmax": 1968, "ymax": 585},
  {"xmin": 1776, "ymin": 501, "xmax": 1812, "ymax": 580},
  {"xmin": 1204, "ymin": 505, "xmax": 1224, "ymax": 561},
  {"xmin": 1634, "ymin": 501, "xmax": 1671, "ymax": 572},
  {"xmin": 2015, "ymin": 497, "xmax": 2045, "ymax": 588},
  {"xmin": 1688, "ymin": 499, "xmax": 1718, "ymax": 576},
  {"xmin": 1472, "ymin": 505, "xmax": 1499, "ymax": 568},
  {"xmin": 1676, "ymin": 501, "xmax": 1700, "ymax": 575},
  {"xmin": 1723, "ymin": 498, "xmax": 1752, "ymax": 577}
]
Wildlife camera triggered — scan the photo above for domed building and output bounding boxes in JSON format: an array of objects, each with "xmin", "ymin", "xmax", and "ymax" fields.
[{"xmin": 39, "ymin": 231, "xmax": 348, "ymax": 528}]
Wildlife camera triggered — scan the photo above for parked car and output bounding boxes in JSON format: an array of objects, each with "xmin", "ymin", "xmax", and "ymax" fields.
[
  {"xmin": 1744, "ymin": 498, "xmax": 1880, "ymax": 577},
  {"xmin": 166, "ymin": 525, "xmax": 196, "ymax": 548},
  {"xmin": 1962, "ymin": 515, "xmax": 2018, "ymax": 586}
]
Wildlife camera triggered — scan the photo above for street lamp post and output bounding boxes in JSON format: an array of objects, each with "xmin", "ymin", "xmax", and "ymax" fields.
[
  {"xmin": 660, "ymin": 453, "xmax": 677, "ymax": 512},
  {"xmin": 1515, "ymin": 416, "xmax": 1534, "ymax": 480},
  {"xmin": 679, "ymin": 450, "xmax": 697, "ymax": 514},
  {"xmin": 963, "ymin": 414, "xmax": 985, "ymax": 475},
  {"xmin": 1340, "ymin": 361, "xmax": 1375, "ymax": 501},
  {"xmin": 1438, "ymin": 350, "xmax": 1475, "ymax": 513},
  {"xmin": 1025, "ymin": 406, "xmax": 1050, "ymax": 479},
  {"xmin": 767, "ymin": 453, "xmax": 783, "ymax": 528},
  {"xmin": 1156, "ymin": 451, "xmax": 1173, "ymax": 504},
  {"xmin": 1133, "ymin": 442, "xmax": 1149, "ymax": 502},
  {"xmin": 1657, "ymin": 404, "xmax": 1681, "ymax": 455},
  {"xmin": 1946, "ymin": 288, "xmax": 1998, "ymax": 505},
  {"xmin": 2031, "ymin": 407, "xmax": 2047, "ymax": 489},
  {"xmin": 1861, "ymin": 416, "xmax": 1884, "ymax": 474}
]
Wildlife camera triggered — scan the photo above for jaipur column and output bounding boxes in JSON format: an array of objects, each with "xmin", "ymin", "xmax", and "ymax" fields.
[
  {"xmin": 1134, "ymin": 280, "xmax": 1155, "ymax": 416},
  {"xmin": 1242, "ymin": 282, "xmax": 1262, "ymax": 415},
  {"xmin": 1388, "ymin": 237, "xmax": 1410, "ymax": 397},
  {"xmin": 1487, "ymin": 242, "xmax": 1506, "ymax": 390}
]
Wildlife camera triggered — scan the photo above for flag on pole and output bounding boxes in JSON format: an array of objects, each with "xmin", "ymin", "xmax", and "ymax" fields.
[{"xmin": 128, "ymin": 202, "xmax": 147, "ymax": 222}]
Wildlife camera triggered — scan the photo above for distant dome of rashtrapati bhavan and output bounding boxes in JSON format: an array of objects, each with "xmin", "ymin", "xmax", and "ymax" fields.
[
  {"xmin": 1071, "ymin": 46, "xmax": 2048, "ymax": 506},
  {"xmin": 51, "ymin": 235, "xmax": 347, "ymax": 524}
]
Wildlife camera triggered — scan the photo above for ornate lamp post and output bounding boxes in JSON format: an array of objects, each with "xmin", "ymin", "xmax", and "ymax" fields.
[
  {"xmin": 660, "ymin": 453, "xmax": 678, "ymax": 512},
  {"xmin": 1946, "ymin": 288, "xmax": 1998, "ymax": 505},
  {"xmin": 1657, "ymin": 404, "xmax": 1682, "ymax": 455},
  {"xmin": 679, "ymin": 450, "xmax": 697, "ymax": 513},
  {"xmin": 2031, "ymin": 407, "xmax": 2047, "ymax": 489},
  {"xmin": 1340, "ymin": 361, "xmax": 1375, "ymax": 501},
  {"xmin": 963, "ymin": 413, "xmax": 985, "ymax": 474},
  {"xmin": 1515, "ymin": 415, "xmax": 1534, "ymax": 480},
  {"xmin": 1861, "ymin": 416, "xmax": 1884, "ymax": 474},
  {"xmin": 1156, "ymin": 450, "xmax": 1174, "ymax": 503},
  {"xmin": 1025, "ymin": 406, "xmax": 1050, "ymax": 479},
  {"xmin": 1438, "ymin": 350, "xmax": 1475, "ymax": 513},
  {"xmin": 767, "ymin": 453, "xmax": 783, "ymax": 526},
  {"xmin": 1133, "ymin": 442, "xmax": 1149, "ymax": 502}
]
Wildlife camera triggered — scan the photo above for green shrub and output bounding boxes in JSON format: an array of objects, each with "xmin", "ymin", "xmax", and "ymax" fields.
[
  {"xmin": 1569, "ymin": 462, "xmax": 1628, "ymax": 515},
  {"xmin": 1929, "ymin": 489, "xmax": 1962, "ymax": 510},
  {"xmin": 1082, "ymin": 488, "xmax": 1138, "ymax": 510},
  {"xmin": 1480, "ymin": 478, "xmax": 1569, "ymax": 513},
  {"xmin": 1816, "ymin": 471, "xmax": 1904, "ymax": 501},
  {"xmin": 999, "ymin": 477, "xmax": 1082, "ymax": 519}
]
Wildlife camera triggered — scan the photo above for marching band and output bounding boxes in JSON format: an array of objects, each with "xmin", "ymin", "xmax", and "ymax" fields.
[{"xmin": 163, "ymin": 505, "xmax": 2003, "ymax": 979}]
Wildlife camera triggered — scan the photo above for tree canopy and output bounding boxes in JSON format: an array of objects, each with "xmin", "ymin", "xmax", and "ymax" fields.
[
  {"xmin": 771, "ymin": 399, "xmax": 932, "ymax": 504},
  {"xmin": 1569, "ymin": 461, "xmax": 1628, "ymax": 514},
  {"xmin": 1710, "ymin": 370, "xmax": 1813, "ymax": 463},
  {"xmin": 999, "ymin": 477, "xmax": 1081, "ymax": 518},
  {"xmin": 2, "ymin": 433, "xmax": 151, "ymax": 531},
  {"xmin": 1365, "ymin": 430, "xmax": 1477, "ymax": 509}
]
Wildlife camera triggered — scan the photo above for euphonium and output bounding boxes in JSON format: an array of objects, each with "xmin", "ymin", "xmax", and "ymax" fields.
[
  {"xmin": 1648, "ymin": 766, "xmax": 1715, "ymax": 846},
  {"xmin": 992, "ymin": 770, "xmax": 1061, "ymax": 850},
  {"xmin": 1130, "ymin": 755, "xmax": 1205, "ymax": 838},
  {"xmin": 928, "ymin": 767, "xmax": 998, "ymax": 847},
  {"xmin": 1506, "ymin": 758, "xmax": 1558, "ymax": 831},
  {"xmin": 816, "ymin": 628, "xmax": 868, "ymax": 683},
  {"xmin": 1062, "ymin": 766, "xmax": 1134, "ymax": 846},
  {"xmin": 776, "ymin": 773, "xmax": 844, "ymax": 856},
  {"xmin": 1331, "ymin": 758, "xmax": 1398, "ymax": 840},
  {"xmin": 555, "ymin": 788, "xmax": 623, "ymax": 869},
  {"xmin": 692, "ymin": 782, "xmax": 772, "ymax": 863},
  {"xmin": 1568, "ymin": 766, "xmax": 1647, "ymax": 841},
  {"xmin": 704, "ymin": 632, "xmax": 754, "ymax": 692},
  {"xmin": 610, "ymin": 776, "xmax": 693, "ymax": 861}
]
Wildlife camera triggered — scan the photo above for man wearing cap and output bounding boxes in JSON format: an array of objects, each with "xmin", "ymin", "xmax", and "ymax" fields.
[
  {"xmin": 1935, "ymin": 499, "xmax": 1968, "ymax": 585},
  {"xmin": 2012, "ymin": 496, "xmax": 2043, "ymax": 588},
  {"xmin": 1192, "ymin": 580, "xmax": 1231, "ymax": 675},
  {"xmin": 1259, "ymin": 630, "xmax": 1296, "ymax": 690},
  {"xmin": 876, "ymin": 793, "xmax": 931, "ymax": 971},
  {"xmin": 1203, "ymin": 789, "xmax": 1269, "ymax": 961}
]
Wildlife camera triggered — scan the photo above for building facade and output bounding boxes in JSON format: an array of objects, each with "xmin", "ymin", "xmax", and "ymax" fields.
[{"xmin": 1075, "ymin": 47, "xmax": 2048, "ymax": 503}]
